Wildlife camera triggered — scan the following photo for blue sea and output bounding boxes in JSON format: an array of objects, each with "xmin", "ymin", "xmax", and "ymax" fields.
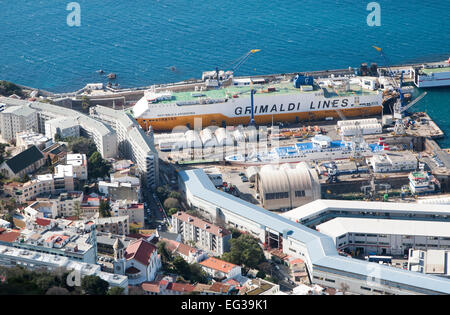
[{"xmin": 0, "ymin": 0, "xmax": 449, "ymax": 146}]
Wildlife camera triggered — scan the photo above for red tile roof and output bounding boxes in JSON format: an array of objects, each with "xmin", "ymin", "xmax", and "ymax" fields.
[
  {"xmin": 209, "ymin": 282, "xmax": 232, "ymax": 293},
  {"xmin": 141, "ymin": 281, "xmax": 160, "ymax": 293},
  {"xmin": 199, "ymin": 257, "xmax": 238, "ymax": 274},
  {"xmin": 35, "ymin": 218, "xmax": 51, "ymax": 226},
  {"xmin": 172, "ymin": 212, "xmax": 231, "ymax": 237},
  {"xmin": 0, "ymin": 231, "xmax": 20, "ymax": 243},
  {"xmin": 125, "ymin": 239, "xmax": 157, "ymax": 266},
  {"xmin": 0, "ymin": 228, "xmax": 6, "ymax": 233},
  {"xmin": 166, "ymin": 282, "xmax": 195, "ymax": 293}
]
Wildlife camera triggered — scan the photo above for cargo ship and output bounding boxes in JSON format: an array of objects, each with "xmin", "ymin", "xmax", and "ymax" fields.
[
  {"xmin": 413, "ymin": 59, "xmax": 450, "ymax": 88},
  {"xmin": 131, "ymin": 71, "xmax": 385, "ymax": 131},
  {"xmin": 224, "ymin": 135, "xmax": 385, "ymax": 166}
]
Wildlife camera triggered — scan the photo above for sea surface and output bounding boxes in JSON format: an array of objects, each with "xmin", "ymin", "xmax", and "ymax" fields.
[{"xmin": 0, "ymin": 0, "xmax": 449, "ymax": 146}]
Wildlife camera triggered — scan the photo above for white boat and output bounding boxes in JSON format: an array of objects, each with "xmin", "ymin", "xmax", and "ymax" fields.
[{"xmin": 225, "ymin": 135, "xmax": 385, "ymax": 165}]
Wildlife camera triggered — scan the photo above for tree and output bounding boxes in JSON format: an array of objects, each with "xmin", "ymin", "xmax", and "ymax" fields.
[
  {"xmin": 20, "ymin": 174, "xmax": 30, "ymax": 183},
  {"xmin": 164, "ymin": 197, "xmax": 179, "ymax": 209},
  {"xmin": 0, "ymin": 80, "xmax": 23, "ymax": 97},
  {"xmin": 156, "ymin": 186, "xmax": 169, "ymax": 201},
  {"xmin": 68, "ymin": 137, "xmax": 97, "ymax": 157},
  {"xmin": 81, "ymin": 275, "xmax": 109, "ymax": 295},
  {"xmin": 98, "ymin": 199, "xmax": 111, "ymax": 218},
  {"xmin": 46, "ymin": 286, "xmax": 70, "ymax": 295},
  {"xmin": 73, "ymin": 201, "xmax": 82, "ymax": 219},
  {"xmin": 107, "ymin": 286, "xmax": 125, "ymax": 295},
  {"xmin": 81, "ymin": 96, "xmax": 90, "ymax": 111},
  {"xmin": 88, "ymin": 151, "xmax": 110, "ymax": 179},
  {"xmin": 168, "ymin": 208, "xmax": 178, "ymax": 216},
  {"xmin": 168, "ymin": 191, "xmax": 182, "ymax": 200},
  {"xmin": 173, "ymin": 256, "xmax": 190, "ymax": 278},
  {"xmin": 222, "ymin": 234, "xmax": 266, "ymax": 269},
  {"xmin": 256, "ymin": 270, "xmax": 266, "ymax": 279},
  {"xmin": 157, "ymin": 241, "xmax": 172, "ymax": 265}
]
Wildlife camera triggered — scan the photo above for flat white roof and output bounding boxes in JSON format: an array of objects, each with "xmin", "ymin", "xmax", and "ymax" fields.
[
  {"xmin": 283, "ymin": 199, "xmax": 450, "ymax": 222},
  {"xmin": 317, "ymin": 217, "xmax": 450, "ymax": 239}
]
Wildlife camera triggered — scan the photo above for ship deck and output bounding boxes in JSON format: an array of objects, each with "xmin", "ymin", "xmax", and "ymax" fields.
[
  {"xmin": 420, "ymin": 66, "xmax": 450, "ymax": 75},
  {"xmin": 150, "ymin": 80, "xmax": 379, "ymax": 105}
]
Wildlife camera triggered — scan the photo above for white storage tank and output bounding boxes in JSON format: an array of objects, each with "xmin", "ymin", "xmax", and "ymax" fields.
[
  {"xmin": 184, "ymin": 130, "xmax": 202, "ymax": 148},
  {"xmin": 215, "ymin": 128, "xmax": 234, "ymax": 146},
  {"xmin": 200, "ymin": 127, "xmax": 218, "ymax": 148}
]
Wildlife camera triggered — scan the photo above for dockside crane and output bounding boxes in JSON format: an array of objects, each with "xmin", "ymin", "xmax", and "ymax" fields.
[
  {"xmin": 373, "ymin": 46, "xmax": 427, "ymax": 135},
  {"xmin": 216, "ymin": 49, "xmax": 261, "ymax": 88}
]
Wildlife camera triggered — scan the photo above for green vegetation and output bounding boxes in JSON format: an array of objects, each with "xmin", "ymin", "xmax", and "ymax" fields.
[
  {"xmin": 0, "ymin": 266, "xmax": 80, "ymax": 295},
  {"xmin": 0, "ymin": 143, "xmax": 9, "ymax": 165},
  {"xmin": 88, "ymin": 151, "xmax": 110, "ymax": 179},
  {"xmin": 0, "ymin": 81, "xmax": 23, "ymax": 97},
  {"xmin": 107, "ymin": 286, "xmax": 125, "ymax": 295},
  {"xmin": 221, "ymin": 234, "xmax": 266, "ymax": 269},
  {"xmin": 157, "ymin": 241, "xmax": 208, "ymax": 284},
  {"xmin": 81, "ymin": 275, "xmax": 109, "ymax": 295},
  {"xmin": 67, "ymin": 137, "xmax": 97, "ymax": 157},
  {"xmin": 98, "ymin": 199, "xmax": 111, "ymax": 218},
  {"xmin": 81, "ymin": 95, "xmax": 91, "ymax": 111},
  {"xmin": 163, "ymin": 197, "xmax": 179, "ymax": 210},
  {"xmin": 168, "ymin": 207, "xmax": 178, "ymax": 216}
]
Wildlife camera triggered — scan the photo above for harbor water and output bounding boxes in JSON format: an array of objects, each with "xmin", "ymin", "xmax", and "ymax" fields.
[{"xmin": 0, "ymin": 0, "xmax": 449, "ymax": 146}]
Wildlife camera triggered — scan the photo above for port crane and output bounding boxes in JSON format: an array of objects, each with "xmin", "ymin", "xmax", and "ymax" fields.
[
  {"xmin": 215, "ymin": 49, "xmax": 261, "ymax": 88},
  {"xmin": 373, "ymin": 46, "xmax": 427, "ymax": 135}
]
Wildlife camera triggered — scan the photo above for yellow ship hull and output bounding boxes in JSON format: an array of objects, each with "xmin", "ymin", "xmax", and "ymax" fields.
[{"xmin": 136, "ymin": 106, "xmax": 383, "ymax": 131}]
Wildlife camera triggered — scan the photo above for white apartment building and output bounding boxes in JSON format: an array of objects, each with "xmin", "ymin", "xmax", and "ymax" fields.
[
  {"xmin": 171, "ymin": 211, "xmax": 232, "ymax": 256},
  {"xmin": 0, "ymin": 97, "xmax": 118, "ymax": 158},
  {"xmin": 63, "ymin": 153, "xmax": 88, "ymax": 180},
  {"xmin": 316, "ymin": 217, "xmax": 450, "ymax": 256},
  {"xmin": 16, "ymin": 131, "xmax": 53, "ymax": 151},
  {"xmin": 111, "ymin": 200, "xmax": 145, "ymax": 226},
  {"xmin": 0, "ymin": 244, "xmax": 128, "ymax": 292},
  {"xmin": 44, "ymin": 116, "xmax": 80, "ymax": 140},
  {"xmin": 199, "ymin": 257, "xmax": 242, "ymax": 279},
  {"xmin": 0, "ymin": 105, "xmax": 38, "ymax": 140},
  {"xmin": 89, "ymin": 105, "xmax": 159, "ymax": 188}
]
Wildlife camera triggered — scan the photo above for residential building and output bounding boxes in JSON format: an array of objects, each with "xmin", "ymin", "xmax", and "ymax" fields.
[
  {"xmin": 7, "ymin": 216, "xmax": 97, "ymax": 263},
  {"xmin": 0, "ymin": 105, "xmax": 38, "ymax": 140},
  {"xmin": 57, "ymin": 153, "xmax": 88, "ymax": 180},
  {"xmin": 16, "ymin": 131, "xmax": 53, "ymax": 151},
  {"xmin": 0, "ymin": 97, "xmax": 118, "ymax": 158},
  {"xmin": 0, "ymin": 244, "xmax": 128, "ymax": 292},
  {"xmin": 111, "ymin": 200, "xmax": 145, "ymax": 226},
  {"xmin": 199, "ymin": 257, "xmax": 241, "ymax": 279},
  {"xmin": 98, "ymin": 180, "xmax": 141, "ymax": 202},
  {"xmin": 44, "ymin": 116, "xmax": 80, "ymax": 140},
  {"xmin": 89, "ymin": 105, "xmax": 159, "ymax": 188},
  {"xmin": 0, "ymin": 145, "xmax": 45, "ymax": 178},
  {"xmin": 171, "ymin": 211, "xmax": 232, "ymax": 256},
  {"xmin": 95, "ymin": 216, "xmax": 129, "ymax": 235},
  {"xmin": 161, "ymin": 238, "xmax": 208, "ymax": 264},
  {"xmin": 240, "ymin": 278, "xmax": 280, "ymax": 295}
]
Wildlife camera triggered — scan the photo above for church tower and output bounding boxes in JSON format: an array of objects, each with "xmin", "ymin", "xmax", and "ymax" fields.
[{"xmin": 113, "ymin": 238, "xmax": 126, "ymax": 275}]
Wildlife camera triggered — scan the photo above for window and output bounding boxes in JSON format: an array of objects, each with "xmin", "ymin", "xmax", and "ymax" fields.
[
  {"xmin": 295, "ymin": 190, "xmax": 305, "ymax": 197},
  {"xmin": 360, "ymin": 286, "xmax": 371, "ymax": 291}
]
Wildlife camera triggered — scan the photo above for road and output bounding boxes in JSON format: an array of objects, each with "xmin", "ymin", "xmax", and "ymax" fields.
[{"xmin": 142, "ymin": 189, "xmax": 169, "ymax": 232}]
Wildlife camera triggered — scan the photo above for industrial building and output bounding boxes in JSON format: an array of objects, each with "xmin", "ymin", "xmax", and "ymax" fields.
[
  {"xmin": 316, "ymin": 217, "xmax": 450, "ymax": 256},
  {"xmin": 408, "ymin": 249, "xmax": 450, "ymax": 278},
  {"xmin": 368, "ymin": 152, "xmax": 417, "ymax": 173},
  {"xmin": 256, "ymin": 162, "xmax": 321, "ymax": 210},
  {"xmin": 283, "ymin": 199, "xmax": 450, "ymax": 227},
  {"xmin": 178, "ymin": 168, "xmax": 450, "ymax": 295}
]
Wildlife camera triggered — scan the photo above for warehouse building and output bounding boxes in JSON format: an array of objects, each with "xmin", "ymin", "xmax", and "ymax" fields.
[
  {"xmin": 256, "ymin": 162, "xmax": 321, "ymax": 211},
  {"xmin": 178, "ymin": 169, "xmax": 450, "ymax": 295},
  {"xmin": 316, "ymin": 217, "xmax": 450, "ymax": 256}
]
